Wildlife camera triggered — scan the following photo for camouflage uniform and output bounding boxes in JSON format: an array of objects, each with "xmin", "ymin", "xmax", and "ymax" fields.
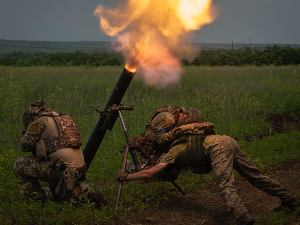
[
  {"xmin": 136, "ymin": 107, "xmax": 185, "ymax": 166},
  {"xmin": 161, "ymin": 134, "xmax": 296, "ymax": 219},
  {"xmin": 14, "ymin": 110, "xmax": 86, "ymax": 201}
]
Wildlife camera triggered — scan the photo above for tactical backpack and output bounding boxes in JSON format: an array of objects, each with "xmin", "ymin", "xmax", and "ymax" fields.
[
  {"xmin": 36, "ymin": 111, "xmax": 82, "ymax": 160},
  {"xmin": 171, "ymin": 122, "xmax": 215, "ymax": 148},
  {"xmin": 174, "ymin": 122, "xmax": 215, "ymax": 136}
]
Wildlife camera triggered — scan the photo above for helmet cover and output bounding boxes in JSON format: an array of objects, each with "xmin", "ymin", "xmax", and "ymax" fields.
[
  {"xmin": 23, "ymin": 101, "xmax": 45, "ymax": 129},
  {"xmin": 186, "ymin": 108, "xmax": 202, "ymax": 124}
]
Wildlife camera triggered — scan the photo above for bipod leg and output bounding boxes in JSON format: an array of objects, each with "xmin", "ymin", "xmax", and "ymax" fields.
[
  {"xmin": 117, "ymin": 110, "xmax": 141, "ymax": 171},
  {"xmin": 115, "ymin": 109, "xmax": 141, "ymax": 209},
  {"xmin": 130, "ymin": 149, "xmax": 141, "ymax": 171},
  {"xmin": 115, "ymin": 144, "xmax": 130, "ymax": 209},
  {"xmin": 164, "ymin": 173, "xmax": 186, "ymax": 196},
  {"xmin": 170, "ymin": 180, "xmax": 186, "ymax": 196}
]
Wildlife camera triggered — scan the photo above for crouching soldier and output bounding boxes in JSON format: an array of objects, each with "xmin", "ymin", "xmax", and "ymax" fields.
[
  {"xmin": 118, "ymin": 115, "xmax": 300, "ymax": 225},
  {"xmin": 14, "ymin": 101, "xmax": 105, "ymax": 207}
]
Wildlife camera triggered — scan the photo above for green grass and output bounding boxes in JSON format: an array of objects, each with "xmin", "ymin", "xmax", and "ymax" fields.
[{"xmin": 0, "ymin": 65, "xmax": 300, "ymax": 224}]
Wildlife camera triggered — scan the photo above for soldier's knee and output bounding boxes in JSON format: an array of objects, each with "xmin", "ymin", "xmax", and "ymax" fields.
[
  {"xmin": 14, "ymin": 156, "xmax": 36, "ymax": 175},
  {"xmin": 14, "ymin": 157, "xmax": 24, "ymax": 174}
]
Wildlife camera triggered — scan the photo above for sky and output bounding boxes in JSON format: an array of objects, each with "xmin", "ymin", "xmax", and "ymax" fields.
[{"xmin": 1, "ymin": 0, "xmax": 299, "ymax": 44}]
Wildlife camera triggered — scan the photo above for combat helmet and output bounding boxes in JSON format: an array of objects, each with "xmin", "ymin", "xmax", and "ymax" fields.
[
  {"xmin": 186, "ymin": 108, "xmax": 202, "ymax": 124},
  {"xmin": 23, "ymin": 101, "xmax": 45, "ymax": 129}
]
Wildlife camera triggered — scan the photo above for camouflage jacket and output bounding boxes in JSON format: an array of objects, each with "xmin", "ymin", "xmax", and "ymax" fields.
[
  {"xmin": 141, "ymin": 112, "xmax": 177, "ymax": 151},
  {"xmin": 21, "ymin": 116, "xmax": 53, "ymax": 153}
]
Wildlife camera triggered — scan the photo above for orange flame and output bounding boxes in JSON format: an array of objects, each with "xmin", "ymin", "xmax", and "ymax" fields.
[
  {"xmin": 95, "ymin": 0, "xmax": 218, "ymax": 88},
  {"xmin": 125, "ymin": 64, "xmax": 137, "ymax": 73}
]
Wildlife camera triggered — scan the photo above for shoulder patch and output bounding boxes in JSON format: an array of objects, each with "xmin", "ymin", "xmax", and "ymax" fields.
[
  {"xmin": 158, "ymin": 129, "xmax": 168, "ymax": 134},
  {"xmin": 27, "ymin": 123, "xmax": 40, "ymax": 134}
]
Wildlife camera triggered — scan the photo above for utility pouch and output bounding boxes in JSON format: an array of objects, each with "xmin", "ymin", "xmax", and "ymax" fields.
[
  {"xmin": 186, "ymin": 134, "xmax": 212, "ymax": 174},
  {"xmin": 36, "ymin": 140, "xmax": 47, "ymax": 161},
  {"xmin": 55, "ymin": 167, "xmax": 77, "ymax": 199},
  {"xmin": 186, "ymin": 134, "xmax": 205, "ymax": 165}
]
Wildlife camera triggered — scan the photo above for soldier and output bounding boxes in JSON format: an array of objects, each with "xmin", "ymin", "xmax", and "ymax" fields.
[
  {"xmin": 118, "ymin": 116, "xmax": 300, "ymax": 225},
  {"xmin": 132, "ymin": 105, "xmax": 202, "ymax": 170},
  {"xmin": 14, "ymin": 101, "xmax": 105, "ymax": 207}
]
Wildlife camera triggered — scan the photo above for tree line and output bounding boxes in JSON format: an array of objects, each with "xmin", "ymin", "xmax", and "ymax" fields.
[{"xmin": 1, "ymin": 45, "xmax": 299, "ymax": 67}]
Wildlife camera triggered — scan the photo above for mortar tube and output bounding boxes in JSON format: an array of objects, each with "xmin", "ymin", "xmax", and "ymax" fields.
[{"xmin": 83, "ymin": 67, "xmax": 135, "ymax": 170}]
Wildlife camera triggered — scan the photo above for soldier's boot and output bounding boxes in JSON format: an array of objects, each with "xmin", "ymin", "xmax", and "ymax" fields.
[
  {"xmin": 73, "ymin": 186, "xmax": 107, "ymax": 208},
  {"xmin": 19, "ymin": 177, "xmax": 47, "ymax": 207},
  {"xmin": 86, "ymin": 190, "xmax": 107, "ymax": 208},
  {"xmin": 274, "ymin": 197, "xmax": 300, "ymax": 212},
  {"xmin": 236, "ymin": 212, "xmax": 255, "ymax": 225}
]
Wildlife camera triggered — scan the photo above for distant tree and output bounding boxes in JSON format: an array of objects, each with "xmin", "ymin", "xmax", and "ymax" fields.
[{"xmin": 1, "ymin": 45, "xmax": 300, "ymax": 67}]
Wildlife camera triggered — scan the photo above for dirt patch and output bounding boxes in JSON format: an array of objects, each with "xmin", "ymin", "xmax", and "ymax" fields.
[
  {"xmin": 114, "ymin": 114, "xmax": 300, "ymax": 225},
  {"xmin": 115, "ymin": 160, "xmax": 300, "ymax": 225},
  {"xmin": 244, "ymin": 113, "xmax": 300, "ymax": 141},
  {"xmin": 264, "ymin": 113, "xmax": 300, "ymax": 133}
]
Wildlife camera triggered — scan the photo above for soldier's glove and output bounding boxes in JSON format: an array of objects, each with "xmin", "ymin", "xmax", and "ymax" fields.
[{"xmin": 117, "ymin": 171, "xmax": 128, "ymax": 181}]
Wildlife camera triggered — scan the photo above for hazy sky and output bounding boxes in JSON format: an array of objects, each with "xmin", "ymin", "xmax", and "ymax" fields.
[{"xmin": 1, "ymin": 0, "xmax": 299, "ymax": 44}]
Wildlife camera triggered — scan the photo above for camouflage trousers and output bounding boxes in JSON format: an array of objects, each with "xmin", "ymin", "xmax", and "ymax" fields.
[
  {"xmin": 209, "ymin": 135, "xmax": 295, "ymax": 219},
  {"xmin": 14, "ymin": 156, "xmax": 86, "ymax": 201}
]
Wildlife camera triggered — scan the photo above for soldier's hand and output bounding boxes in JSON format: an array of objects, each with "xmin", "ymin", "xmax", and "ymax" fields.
[{"xmin": 117, "ymin": 171, "xmax": 128, "ymax": 181}]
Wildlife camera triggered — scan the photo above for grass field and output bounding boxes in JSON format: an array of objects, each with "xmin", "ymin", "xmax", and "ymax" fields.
[{"xmin": 0, "ymin": 65, "xmax": 300, "ymax": 224}]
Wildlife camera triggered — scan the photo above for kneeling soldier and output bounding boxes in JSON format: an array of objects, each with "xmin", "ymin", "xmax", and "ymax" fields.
[{"xmin": 14, "ymin": 101, "xmax": 105, "ymax": 207}]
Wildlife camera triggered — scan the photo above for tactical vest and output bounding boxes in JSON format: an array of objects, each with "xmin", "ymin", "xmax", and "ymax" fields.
[
  {"xmin": 171, "ymin": 122, "xmax": 215, "ymax": 167},
  {"xmin": 187, "ymin": 133, "xmax": 213, "ymax": 174},
  {"xmin": 40, "ymin": 111, "xmax": 82, "ymax": 154}
]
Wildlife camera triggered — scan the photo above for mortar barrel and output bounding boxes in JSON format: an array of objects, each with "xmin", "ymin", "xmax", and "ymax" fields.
[{"xmin": 83, "ymin": 67, "xmax": 135, "ymax": 170}]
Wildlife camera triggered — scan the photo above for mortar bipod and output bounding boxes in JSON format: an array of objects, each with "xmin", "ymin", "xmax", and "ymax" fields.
[
  {"xmin": 110, "ymin": 104, "xmax": 141, "ymax": 171},
  {"xmin": 114, "ymin": 104, "xmax": 140, "ymax": 209}
]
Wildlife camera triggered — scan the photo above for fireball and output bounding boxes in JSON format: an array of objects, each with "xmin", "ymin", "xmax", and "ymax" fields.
[{"xmin": 94, "ymin": 0, "xmax": 218, "ymax": 88}]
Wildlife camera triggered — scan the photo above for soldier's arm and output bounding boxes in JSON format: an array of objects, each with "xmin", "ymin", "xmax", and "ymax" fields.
[
  {"xmin": 127, "ymin": 163, "xmax": 169, "ymax": 180},
  {"xmin": 21, "ymin": 118, "xmax": 45, "ymax": 152}
]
